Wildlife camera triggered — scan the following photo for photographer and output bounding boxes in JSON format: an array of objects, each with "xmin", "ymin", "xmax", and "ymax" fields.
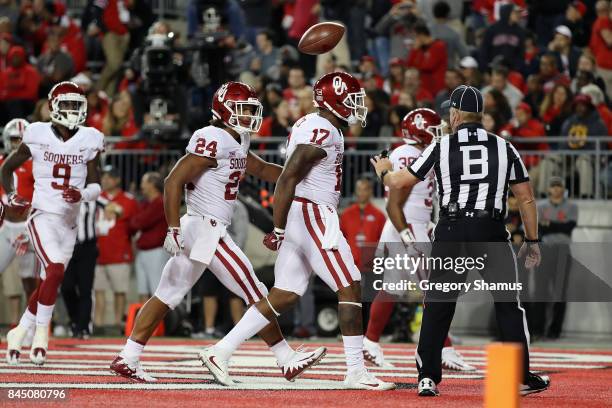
[{"xmin": 374, "ymin": 0, "xmax": 420, "ymax": 60}]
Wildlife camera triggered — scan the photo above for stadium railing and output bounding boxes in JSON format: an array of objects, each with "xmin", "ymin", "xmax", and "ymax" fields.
[{"xmin": 102, "ymin": 136, "xmax": 612, "ymax": 200}]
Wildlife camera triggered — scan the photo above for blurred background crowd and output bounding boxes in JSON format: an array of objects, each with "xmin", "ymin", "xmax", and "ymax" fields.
[{"xmin": 1, "ymin": 0, "xmax": 611, "ymax": 341}]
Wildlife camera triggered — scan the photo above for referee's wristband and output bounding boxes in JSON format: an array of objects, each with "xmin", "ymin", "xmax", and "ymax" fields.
[{"xmin": 524, "ymin": 238, "xmax": 541, "ymax": 243}]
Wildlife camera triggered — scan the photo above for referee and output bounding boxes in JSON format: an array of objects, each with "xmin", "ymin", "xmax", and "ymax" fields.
[{"xmin": 371, "ymin": 85, "xmax": 550, "ymax": 397}]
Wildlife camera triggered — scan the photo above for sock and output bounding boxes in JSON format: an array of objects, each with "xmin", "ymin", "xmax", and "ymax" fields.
[
  {"xmin": 120, "ymin": 339, "xmax": 145, "ymax": 361},
  {"xmin": 365, "ymin": 292, "xmax": 396, "ymax": 342},
  {"xmin": 37, "ymin": 263, "xmax": 64, "ymax": 305},
  {"xmin": 443, "ymin": 336, "xmax": 452, "ymax": 348},
  {"xmin": 19, "ymin": 309, "xmax": 37, "ymax": 330},
  {"xmin": 270, "ymin": 339, "xmax": 293, "ymax": 365},
  {"xmin": 36, "ymin": 303, "xmax": 55, "ymax": 327},
  {"xmin": 215, "ymin": 306, "xmax": 270, "ymax": 361},
  {"xmin": 343, "ymin": 335, "xmax": 365, "ymax": 374}
]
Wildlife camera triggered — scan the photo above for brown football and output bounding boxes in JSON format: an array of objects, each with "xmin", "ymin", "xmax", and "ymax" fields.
[{"xmin": 298, "ymin": 22, "xmax": 346, "ymax": 55}]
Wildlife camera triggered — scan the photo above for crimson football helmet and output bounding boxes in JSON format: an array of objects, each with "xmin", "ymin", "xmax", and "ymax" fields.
[
  {"xmin": 313, "ymin": 72, "xmax": 367, "ymax": 126},
  {"xmin": 48, "ymin": 81, "xmax": 87, "ymax": 130},
  {"xmin": 2, "ymin": 118, "xmax": 29, "ymax": 152},
  {"xmin": 212, "ymin": 82, "xmax": 263, "ymax": 133},
  {"xmin": 401, "ymin": 108, "xmax": 445, "ymax": 145}
]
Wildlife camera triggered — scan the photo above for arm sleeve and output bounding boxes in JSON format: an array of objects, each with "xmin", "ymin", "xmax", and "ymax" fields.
[
  {"xmin": 507, "ymin": 142, "xmax": 530, "ymax": 184},
  {"xmin": 408, "ymin": 143, "xmax": 438, "ymax": 181}
]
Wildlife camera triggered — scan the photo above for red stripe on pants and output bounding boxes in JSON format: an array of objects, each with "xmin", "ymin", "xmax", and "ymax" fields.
[
  {"xmin": 27, "ymin": 219, "xmax": 51, "ymax": 267},
  {"xmin": 311, "ymin": 204, "xmax": 354, "ymax": 285},
  {"xmin": 214, "ymin": 247, "xmax": 255, "ymax": 304},
  {"xmin": 301, "ymin": 202, "xmax": 342, "ymax": 288},
  {"xmin": 219, "ymin": 239, "xmax": 263, "ymax": 300}
]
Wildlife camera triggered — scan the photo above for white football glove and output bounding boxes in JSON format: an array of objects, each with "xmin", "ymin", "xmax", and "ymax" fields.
[
  {"xmin": 399, "ymin": 226, "xmax": 416, "ymax": 244},
  {"xmin": 163, "ymin": 227, "xmax": 184, "ymax": 256}
]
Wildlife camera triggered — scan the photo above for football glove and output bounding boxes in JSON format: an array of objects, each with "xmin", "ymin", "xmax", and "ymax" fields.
[
  {"xmin": 13, "ymin": 233, "xmax": 30, "ymax": 256},
  {"xmin": 7, "ymin": 192, "xmax": 30, "ymax": 211},
  {"xmin": 62, "ymin": 186, "xmax": 82, "ymax": 203},
  {"xmin": 163, "ymin": 227, "xmax": 184, "ymax": 256},
  {"xmin": 399, "ymin": 226, "xmax": 416, "ymax": 244},
  {"xmin": 263, "ymin": 227, "xmax": 285, "ymax": 251}
]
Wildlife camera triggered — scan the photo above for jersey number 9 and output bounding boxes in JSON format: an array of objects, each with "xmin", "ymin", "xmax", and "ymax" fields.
[{"xmin": 51, "ymin": 164, "xmax": 72, "ymax": 190}]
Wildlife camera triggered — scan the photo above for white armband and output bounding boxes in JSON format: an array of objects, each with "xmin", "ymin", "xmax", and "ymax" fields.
[{"xmin": 81, "ymin": 183, "xmax": 101, "ymax": 202}]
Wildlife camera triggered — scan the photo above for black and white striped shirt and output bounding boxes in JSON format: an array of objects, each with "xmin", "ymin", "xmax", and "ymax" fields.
[
  {"xmin": 77, "ymin": 200, "xmax": 102, "ymax": 243},
  {"xmin": 408, "ymin": 123, "xmax": 529, "ymax": 215}
]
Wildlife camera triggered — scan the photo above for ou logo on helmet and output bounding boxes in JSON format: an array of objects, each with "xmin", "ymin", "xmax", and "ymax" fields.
[
  {"xmin": 413, "ymin": 113, "xmax": 426, "ymax": 130},
  {"xmin": 217, "ymin": 83, "xmax": 229, "ymax": 101},
  {"xmin": 332, "ymin": 76, "xmax": 348, "ymax": 96}
]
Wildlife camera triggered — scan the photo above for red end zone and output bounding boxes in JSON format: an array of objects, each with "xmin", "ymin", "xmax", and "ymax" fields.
[{"xmin": 1, "ymin": 338, "xmax": 611, "ymax": 408}]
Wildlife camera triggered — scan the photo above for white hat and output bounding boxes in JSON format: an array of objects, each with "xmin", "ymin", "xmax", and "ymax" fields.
[
  {"xmin": 555, "ymin": 25, "xmax": 572, "ymax": 39},
  {"xmin": 70, "ymin": 72, "xmax": 93, "ymax": 89},
  {"xmin": 459, "ymin": 56, "xmax": 478, "ymax": 69}
]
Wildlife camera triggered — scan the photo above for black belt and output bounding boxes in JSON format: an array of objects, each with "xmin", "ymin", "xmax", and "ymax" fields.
[{"xmin": 439, "ymin": 205, "xmax": 503, "ymax": 221}]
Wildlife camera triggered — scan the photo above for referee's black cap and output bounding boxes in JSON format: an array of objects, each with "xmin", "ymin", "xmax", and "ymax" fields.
[{"xmin": 447, "ymin": 85, "xmax": 484, "ymax": 113}]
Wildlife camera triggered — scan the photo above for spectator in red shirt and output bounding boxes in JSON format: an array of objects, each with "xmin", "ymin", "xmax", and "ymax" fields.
[
  {"xmin": 383, "ymin": 57, "xmax": 405, "ymax": 95},
  {"xmin": 56, "ymin": 13, "xmax": 87, "ymax": 73},
  {"xmin": 539, "ymin": 83, "xmax": 574, "ymax": 136},
  {"xmin": 509, "ymin": 102, "xmax": 548, "ymax": 168},
  {"xmin": 391, "ymin": 68, "xmax": 433, "ymax": 106},
  {"xmin": 0, "ymin": 32, "xmax": 12, "ymax": 72},
  {"xmin": 283, "ymin": 67, "xmax": 312, "ymax": 117},
  {"xmin": 129, "ymin": 172, "xmax": 168, "ymax": 302},
  {"xmin": 103, "ymin": 90, "xmax": 142, "ymax": 148},
  {"xmin": 358, "ymin": 55, "xmax": 384, "ymax": 89},
  {"xmin": 538, "ymin": 52, "xmax": 570, "ymax": 94},
  {"xmin": 0, "ymin": 46, "xmax": 41, "ymax": 123},
  {"xmin": 340, "ymin": 177, "xmax": 386, "ymax": 271},
  {"xmin": 590, "ymin": 1, "xmax": 612, "ymax": 99},
  {"xmin": 94, "ymin": 167, "xmax": 138, "ymax": 329},
  {"xmin": 406, "ymin": 22, "xmax": 448, "ymax": 96}
]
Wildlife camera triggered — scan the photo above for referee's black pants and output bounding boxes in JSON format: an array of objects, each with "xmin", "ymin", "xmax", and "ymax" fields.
[
  {"xmin": 416, "ymin": 217, "xmax": 530, "ymax": 384},
  {"xmin": 61, "ymin": 241, "xmax": 98, "ymax": 333}
]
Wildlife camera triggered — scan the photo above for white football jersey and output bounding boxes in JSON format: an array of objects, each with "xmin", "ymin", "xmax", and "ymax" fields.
[
  {"xmin": 388, "ymin": 143, "xmax": 434, "ymax": 223},
  {"xmin": 286, "ymin": 113, "xmax": 343, "ymax": 208},
  {"xmin": 22, "ymin": 122, "xmax": 104, "ymax": 221},
  {"xmin": 185, "ymin": 126, "xmax": 249, "ymax": 225}
]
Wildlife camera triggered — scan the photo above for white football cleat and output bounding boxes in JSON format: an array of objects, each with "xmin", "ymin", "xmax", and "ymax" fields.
[
  {"xmin": 29, "ymin": 325, "xmax": 49, "ymax": 365},
  {"xmin": 110, "ymin": 356, "xmax": 157, "ymax": 382},
  {"xmin": 280, "ymin": 346, "xmax": 326, "ymax": 382},
  {"xmin": 441, "ymin": 347, "xmax": 476, "ymax": 371},
  {"xmin": 6, "ymin": 325, "xmax": 29, "ymax": 365},
  {"xmin": 362, "ymin": 337, "xmax": 385, "ymax": 367},
  {"xmin": 418, "ymin": 377, "xmax": 439, "ymax": 396},
  {"xmin": 343, "ymin": 367, "xmax": 396, "ymax": 391},
  {"xmin": 199, "ymin": 347, "xmax": 235, "ymax": 386},
  {"xmin": 22, "ymin": 327, "xmax": 35, "ymax": 348}
]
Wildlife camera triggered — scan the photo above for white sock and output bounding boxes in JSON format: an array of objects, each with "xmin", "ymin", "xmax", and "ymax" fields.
[
  {"xmin": 343, "ymin": 335, "xmax": 365, "ymax": 374},
  {"xmin": 120, "ymin": 339, "xmax": 145, "ymax": 361},
  {"xmin": 270, "ymin": 339, "xmax": 293, "ymax": 365},
  {"xmin": 214, "ymin": 306, "xmax": 270, "ymax": 361},
  {"xmin": 36, "ymin": 303, "xmax": 55, "ymax": 327},
  {"xmin": 19, "ymin": 309, "xmax": 37, "ymax": 330}
]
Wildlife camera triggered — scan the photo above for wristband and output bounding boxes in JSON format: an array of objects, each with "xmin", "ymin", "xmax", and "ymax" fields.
[
  {"xmin": 273, "ymin": 227, "xmax": 285, "ymax": 234},
  {"xmin": 524, "ymin": 238, "xmax": 540, "ymax": 243}
]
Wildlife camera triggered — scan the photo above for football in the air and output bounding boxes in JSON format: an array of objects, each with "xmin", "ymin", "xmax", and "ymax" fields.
[{"xmin": 298, "ymin": 22, "xmax": 346, "ymax": 55}]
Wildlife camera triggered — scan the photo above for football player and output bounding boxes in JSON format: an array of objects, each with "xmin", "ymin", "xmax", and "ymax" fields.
[
  {"xmin": 1, "ymin": 82, "xmax": 104, "ymax": 365},
  {"xmin": 110, "ymin": 82, "xmax": 325, "ymax": 383},
  {"xmin": 0, "ymin": 119, "xmax": 37, "ymax": 335},
  {"xmin": 362, "ymin": 108, "xmax": 475, "ymax": 372},
  {"xmin": 202, "ymin": 72, "xmax": 395, "ymax": 390}
]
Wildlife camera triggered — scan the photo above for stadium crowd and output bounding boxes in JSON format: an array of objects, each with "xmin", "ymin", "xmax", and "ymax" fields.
[{"xmin": 0, "ymin": 0, "xmax": 611, "ymax": 337}]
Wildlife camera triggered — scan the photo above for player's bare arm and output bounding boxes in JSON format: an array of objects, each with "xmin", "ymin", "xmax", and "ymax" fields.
[
  {"xmin": 370, "ymin": 155, "xmax": 420, "ymax": 190},
  {"xmin": 246, "ymin": 151, "xmax": 282, "ymax": 183},
  {"xmin": 164, "ymin": 153, "xmax": 216, "ymax": 227},
  {"xmin": 272, "ymin": 144, "xmax": 325, "ymax": 229},
  {"xmin": 511, "ymin": 180, "xmax": 541, "ymax": 269},
  {"xmin": 386, "ymin": 185, "xmax": 412, "ymax": 233},
  {"xmin": 0, "ymin": 143, "xmax": 31, "ymax": 196},
  {"xmin": 86, "ymin": 153, "xmax": 102, "ymax": 185}
]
